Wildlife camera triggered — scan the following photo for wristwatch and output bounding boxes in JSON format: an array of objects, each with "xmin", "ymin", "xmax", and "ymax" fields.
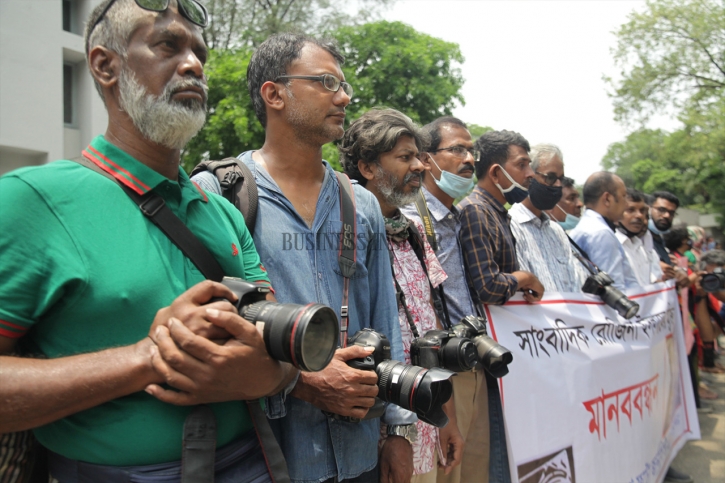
[{"xmin": 386, "ymin": 424, "xmax": 418, "ymax": 444}]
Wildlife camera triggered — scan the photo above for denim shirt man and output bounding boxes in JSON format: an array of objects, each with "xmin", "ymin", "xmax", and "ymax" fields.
[{"xmin": 193, "ymin": 152, "xmax": 414, "ymax": 483}]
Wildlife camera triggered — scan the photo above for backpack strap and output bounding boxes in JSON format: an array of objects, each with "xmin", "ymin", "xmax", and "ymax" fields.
[{"xmin": 191, "ymin": 158, "xmax": 259, "ymax": 234}]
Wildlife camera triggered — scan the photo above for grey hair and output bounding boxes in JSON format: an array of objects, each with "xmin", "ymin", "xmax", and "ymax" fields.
[
  {"xmin": 529, "ymin": 143, "xmax": 563, "ymax": 172},
  {"xmin": 84, "ymin": 0, "xmax": 151, "ymax": 101},
  {"xmin": 700, "ymin": 249, "xmax": 725, "ymax": 270},
  {"xmin": 339, "ymin": 108, "xmax": 428, "ymax": 187}
]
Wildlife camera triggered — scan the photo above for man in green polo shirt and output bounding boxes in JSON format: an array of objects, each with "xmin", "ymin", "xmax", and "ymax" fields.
[{"xmin": 0, "ymin": 1, "xmax": 296, "ymax": 481}]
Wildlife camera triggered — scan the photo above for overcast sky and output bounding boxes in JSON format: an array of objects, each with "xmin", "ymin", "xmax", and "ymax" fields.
[{"xmin": 381, "ymin": 0, "xmax": 677, "ymax": 185}]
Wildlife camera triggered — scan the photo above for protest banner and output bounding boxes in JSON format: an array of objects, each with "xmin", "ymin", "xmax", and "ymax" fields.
[{"xmin": 487, "ymin": 281, "xmax": 699, "ymax": 483}]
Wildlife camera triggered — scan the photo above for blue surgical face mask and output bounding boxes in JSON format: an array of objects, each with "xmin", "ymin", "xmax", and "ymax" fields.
[
  {"xmin": 555, "ymin": 204, "xmax": 580, "ymax": 230},
  {"xmin": 648, "ymin": 218, "xmax": 670, "ymax": 235},
  {"xmin": 494, "ymin": 164, "xmax": 529, "ymax": 204},
  {"xmin": 428, "ymin": 154, "xmax": 475, "ymax": 199}
]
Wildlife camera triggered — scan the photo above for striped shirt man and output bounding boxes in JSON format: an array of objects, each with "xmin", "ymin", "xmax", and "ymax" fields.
[{"xmin": 509, "ymin": 202, "xmax": 587, "ymax": 293}]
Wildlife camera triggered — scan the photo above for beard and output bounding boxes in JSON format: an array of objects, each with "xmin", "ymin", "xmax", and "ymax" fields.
[
  {"xmin": 374, "ymin": 166, "xmax": 423, "ymax": 208},
  {"xmin": 654, "ymin": 217, "xmax": 672, "ymax": 232},
  {"xmin": 285, "ymin": 89, "xmax": 345, "ymax": 145},
  {"xmin": 118, "ymin": 68, "xmax": 207, "ymax": 150}
]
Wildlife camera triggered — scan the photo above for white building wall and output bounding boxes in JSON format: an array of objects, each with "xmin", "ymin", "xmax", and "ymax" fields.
[{"xmin": 0, "ymin": 0, "xmax": 107, "ymax": 176}]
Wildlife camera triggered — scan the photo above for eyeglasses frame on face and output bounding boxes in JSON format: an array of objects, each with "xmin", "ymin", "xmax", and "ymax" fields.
[
  {"xmin": 87, "ymin": 0, "xmax": 208, "ymax": 52},
  {"xmin": 534, "ymin": 171, "xmax": 565, "ymax": 187},
  {"xmin": 274, "ymin": 74, "xmax": 353, "ymax": 98},
  {"xmin": 430, "ymin": 145, "xmax": 475, "ymax": 159}
]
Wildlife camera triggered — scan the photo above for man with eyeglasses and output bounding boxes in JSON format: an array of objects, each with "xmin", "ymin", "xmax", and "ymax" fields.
[
  {"xmin": 649, "ymin": 191, "xmax": 681, "ymax": 265},
  {"xmin": 0, "ymin": 1, "xmax": 300, "ymax": 482},
  {"xmin": 400, "ymin": 117, "xmax": 494, "ymax": 483},
  {"xmin": 192, "ymin": 34, "xmax": 413, "ymax": 483},
  {"xmin": 508, "ymin": 144, "xmax": 587, "ymax": 293}
]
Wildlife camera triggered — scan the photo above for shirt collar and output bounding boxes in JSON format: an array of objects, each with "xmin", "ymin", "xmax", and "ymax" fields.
[
  {"xmin": 82, "ymin": 135, "xmax": 206, "ymax": 202},
  {"xmin": 509, "ymin": 202, "xmax": 548, "ymax": 227},
  {"xmin": 422, "ymin": 186, "xmax": 458, "ymax": 222},
  {"xmin": 584, "ymin": 208, "xmax": 616, "ymax": 232},
  {"xmin": 473, "ymin": 185, "xmax": 507, "ymax": 214}
]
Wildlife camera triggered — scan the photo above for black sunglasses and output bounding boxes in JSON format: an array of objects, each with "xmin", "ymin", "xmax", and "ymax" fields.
[{"xmin": 87, "ymin": 0, "xmax": 208, "ymax": 52}]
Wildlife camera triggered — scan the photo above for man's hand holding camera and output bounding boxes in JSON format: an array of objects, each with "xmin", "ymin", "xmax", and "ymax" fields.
[
  {"xmin": 290, "ymin": 345, "xmax": 379, "ymax": 418},
  {"xmin": 146, "ymin": 280, "xmax": 297, "ymax": 405}
]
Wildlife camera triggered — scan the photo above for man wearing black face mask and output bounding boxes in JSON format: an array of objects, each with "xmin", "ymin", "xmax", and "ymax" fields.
[
  {"xmin": 509, "ymin": 144, "xmax": 587, "ymax": 292},
  {"xmin": 459, "ymin": 130, "xmax": 545, "ymax": 306},
  {"xmin": 457, "ymin": 130, "xmax": 544, "ymax": 483}
]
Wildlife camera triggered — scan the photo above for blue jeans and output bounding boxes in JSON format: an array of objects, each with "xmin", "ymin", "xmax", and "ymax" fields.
[
  {"xmin": 48, "ymin": 431, "xmax": 270, "ymax": 483},
  {"xmin": 486, "ymin": 373, "xmax": 511, "ymax": 483}
]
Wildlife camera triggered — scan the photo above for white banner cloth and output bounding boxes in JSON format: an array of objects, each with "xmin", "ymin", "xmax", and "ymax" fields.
[{"xmin": 487, "ymin": 281, "xmax": 699, "ymax": 483}]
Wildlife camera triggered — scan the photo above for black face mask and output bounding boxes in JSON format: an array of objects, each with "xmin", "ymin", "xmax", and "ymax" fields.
[
  {"xmin": 529, "ymin": 178, "xmax": 563, "ymax": 211},
  {"xmin": 617, "ymin": 223, "xmax": 640, "ymax": 239}
]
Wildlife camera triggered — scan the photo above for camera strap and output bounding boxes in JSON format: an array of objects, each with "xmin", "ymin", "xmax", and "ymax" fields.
[
  {"xmin": 334, "ymin": 172, "xmax": 357, "ymax": 348},
  {"xmin": 566, "ymin": 235, "xmax": 599, "ymax": 276},
  {"xmin": 73, "ymin": 154, "xmax": 292, "ymax": 483},
  {"xmin": 387, "ymin": 220, "xmax": 450, "ymax": 338},
  {"xmin": 412, "ymin": 191, "xmax": 452, "ymax": 329},
  {"xmin": 461, "ymin": 256, "xmax": 487, "ymax": 320}
]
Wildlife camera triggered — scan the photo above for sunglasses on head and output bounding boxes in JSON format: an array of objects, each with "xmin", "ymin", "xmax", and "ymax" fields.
[{"xmin": 88, "ymin": 0, "xmax": 208, "ymax": 51}]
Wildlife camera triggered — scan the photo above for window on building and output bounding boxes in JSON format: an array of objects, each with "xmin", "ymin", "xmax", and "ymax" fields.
[
  {"xmin": 62, "ymin": 0, "xmax": 73, "ymax": 32},
  {"xmin": 63, "ymin": 64, "xmax": 75, "ymax": 126}
]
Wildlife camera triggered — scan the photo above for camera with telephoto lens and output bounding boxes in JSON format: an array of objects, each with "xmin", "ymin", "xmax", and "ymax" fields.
[
  {"xmin": 701, "ymin": 268, "xmax": 725, "ymax": 293},
  {"xmin": 339, "ymin": 328, "xmax": 455, "ymax": 428},
  {"xmin": 410, "ymin": 315, "xmax": 514, "ymax": 378},
  {"xmin": 581, "ymin": 272, "xmax": 639, "ymax": 319},
  {"xmin": 212, "ymin": 277, "xmax": 338, "ymax": 372}
]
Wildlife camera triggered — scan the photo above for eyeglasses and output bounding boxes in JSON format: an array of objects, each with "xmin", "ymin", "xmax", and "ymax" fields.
[
  {"xmin": 535, "ymin": 171, "xmax": 565, "ymax": 186},
  {"xmin": 430, "ymin": 145, "xmax": 475, "ymax": 159},
  {"xmin": 653, "ymin": 206, "xmax": 677, "ymax": 217},
  {"xmin": 87, "ymin": 0, "xmax": 208, "ymax": 51},
  {"xmin": 275, "ymin": 74, "xmax": 353, "ymax": 98}
]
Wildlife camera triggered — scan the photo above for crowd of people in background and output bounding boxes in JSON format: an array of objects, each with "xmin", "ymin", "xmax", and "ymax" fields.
[{"xmin": 1, "ymin": 2, "xmax": 724, "ymax": 483}]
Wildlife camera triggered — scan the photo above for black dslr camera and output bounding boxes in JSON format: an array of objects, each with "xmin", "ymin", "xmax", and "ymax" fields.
[
  {"xmin": 581, "ymin": 272, "xmax": 639, "ymax": 319},
  {"xmin": 213, "ymin": 277, "xmax": 339, "ymax": 372},
  {"xmin": 702, "ymin": 268, "xmax": 725, "ymax": 293},
  {"xmin": 411, "ymin": 315, "xmax": 514, "ymax": 378},
  {"xmin": 338, "ymin": 328, "xmax": 455, "ymax": 428}
]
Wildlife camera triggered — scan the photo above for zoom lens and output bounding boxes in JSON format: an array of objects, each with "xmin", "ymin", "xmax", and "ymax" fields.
[
  {"xmin": 375, "ymin": 360, "xmax": 454, "ymax": 428},
  {"xmin": 472, "ymin": 334, "xmax": 513, "ymax": 378},
  {"xmin": 241, "ymin": 301, "xmax": 338, "ymax": 372},
  {"xmin": 600, "ymin": 286, "xmax": 640, "ymax": 320}
]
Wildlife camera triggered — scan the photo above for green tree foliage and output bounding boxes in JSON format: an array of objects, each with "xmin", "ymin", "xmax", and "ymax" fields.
[
  {"xmin": 608, "ymin": 0, "xmax": 725, "ymax": 125},
  {"xmin": 335, "ymin": 21, "xmax": 465, "ymax": 126},
  {"xmin": 467, "ymin": 123, "xmax": 493, "ymax": 142},
  {"xmin": 602, "ymin": 110, "xmax": 725, "ymax": 222},
  {"xmin": 203, "ymin": 0, "xmax": 393, "ymax": 50},
  {"xmin": 605, "ymin": 0, "xmax": 725, "ymax": 226},
  {"xmin": 181, "ymin": 48, "xmax": 264, "ymax": 172},
  {"xmin": 183, "ymin": 21, "xmax": 466, "ymax": 173}
]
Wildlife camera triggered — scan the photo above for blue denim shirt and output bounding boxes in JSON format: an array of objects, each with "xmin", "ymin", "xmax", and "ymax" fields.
[{"xmin": 192, "ymin": 152, "xmax": 415, "ymax": 483}]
